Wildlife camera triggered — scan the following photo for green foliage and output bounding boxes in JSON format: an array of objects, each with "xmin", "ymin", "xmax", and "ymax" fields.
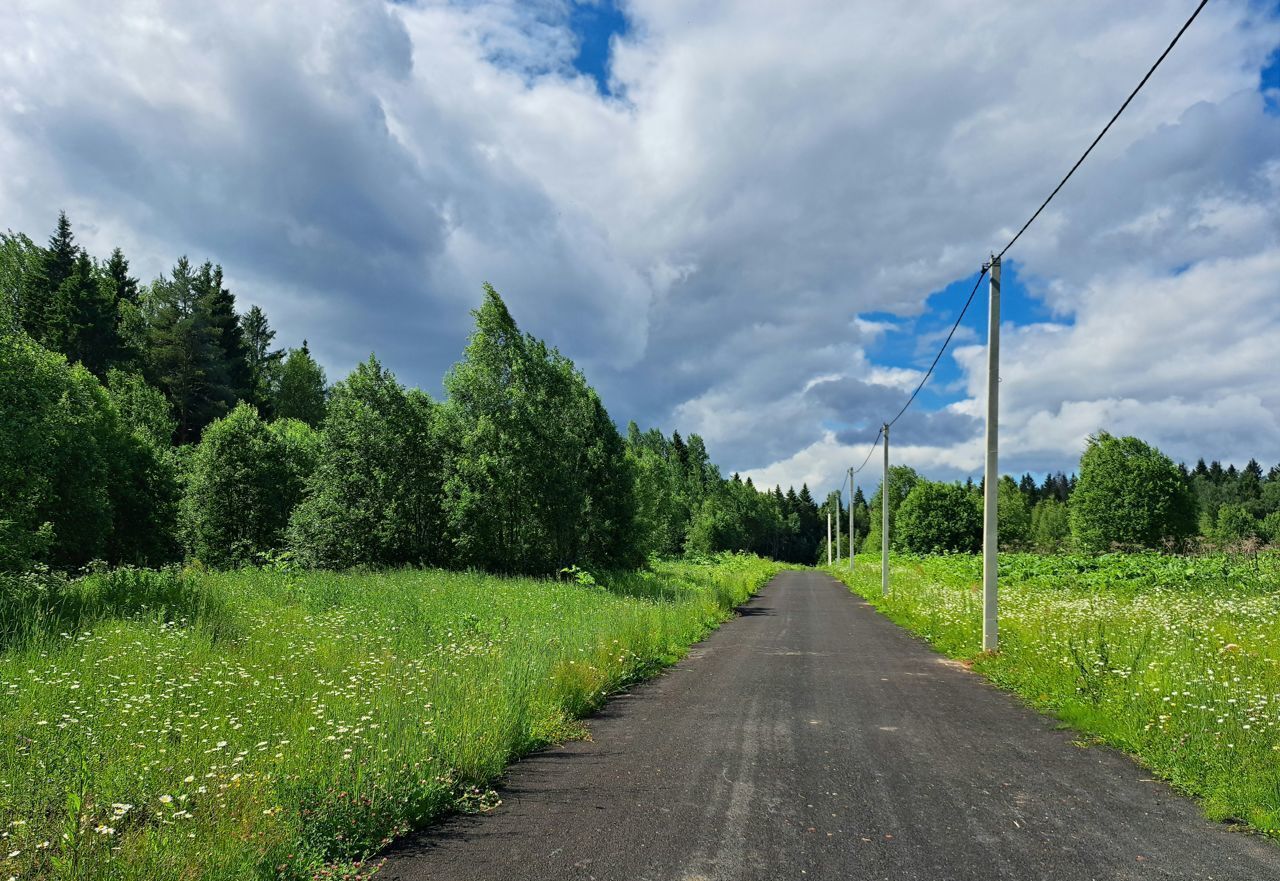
[
  {"xmin": 439, "ymin": 285, "xmax": 638, "ymax": 574},
  {"xmin": 997, "ymin": 475, "xmax": 1030, "ymax": 549},
  {"xmin": 1031, "ymin": 497, "xmax": 1071, "ymax": 551},
  {"xmin": 861, "ymin": 465, "xmax": 920, "ymax": 552},
  {"xmin": 1261, "ymin": 511, "xmax": 1280, "ymax": 546},
  {"xmin": 895, "ymin": 480, "xmax": 981, "ymax": 553},
  {"xmin": 0, "ymin": 230, "xmax": 41, "ymax": 334},
  {"xmin": 105, "ymin": 369, "xmax": 177, "ymax": 450},
  {"xmin": 1212, "ymin": 503, "xmax": 1259, "ymax": 546},
  {"xmin": 0, "ymin": 333, "xmax": 178, "ymax": 569},
  {"xmin": 1069, "ymin": 432, "xmax": 1197, "ymax": 552},
  {"xmin": 143, "ymin": 257, "xmax": 234, "ymax": 443},
  {"xmin": 288, "ymin": 357, "xmax": 441, "ymax": 569},
  {"xmin": 182, "ymin": 404, "xmax": 315, "ymax": 568},
  {"xmin": 274, "ymin": 342, "xmax": 327, "ymax": 427},
  {"xmin": 0, "ymin": 557, "xmax": 778, "ymax": 880},
  {"xmin": 240, "ymin": 304, "xmax": 284, "ymax": 411}
]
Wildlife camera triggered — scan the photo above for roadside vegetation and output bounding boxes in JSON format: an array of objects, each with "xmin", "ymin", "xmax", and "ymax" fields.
[
  {"xmin": 828, "ymin": 552, "xmax": 1280, "ymax": 836},
  {"xmin": 0, "ymin": 555, "xmax": 779, "ymax": 880}
]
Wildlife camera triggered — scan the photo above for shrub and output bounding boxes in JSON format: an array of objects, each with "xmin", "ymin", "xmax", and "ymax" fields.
[{"xmin": 182, "ymin": 404, "xmax": 314, "ymax": 568}]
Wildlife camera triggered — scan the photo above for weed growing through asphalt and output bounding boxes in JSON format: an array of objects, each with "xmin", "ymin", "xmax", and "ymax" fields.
[
  {"xmin": 0, "ymin": 555, "xmax": 778, "ymax": 880},
  {"xmin": 829, "ymin": 552, "xmax": 1280, "ymax": 834}
]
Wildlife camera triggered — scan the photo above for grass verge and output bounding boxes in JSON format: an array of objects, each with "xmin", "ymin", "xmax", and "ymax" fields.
[
  {"xmin": 0, "ymin": 555, "xmax": 780, "ymax": 880},
  {"xmin": 827, "ymin": 552, "xmax": 1280, "ymax": 837}
]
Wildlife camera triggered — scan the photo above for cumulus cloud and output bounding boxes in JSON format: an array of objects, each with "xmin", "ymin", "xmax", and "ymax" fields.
[{"xmin": 2, "ymin": 0, "xmax": 1277, "ymax": 494}]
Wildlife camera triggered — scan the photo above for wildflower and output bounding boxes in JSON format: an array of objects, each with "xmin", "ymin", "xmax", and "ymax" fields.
[
  {"xmin": 93, "ymin": 826, "xmax": 115, "ymax": 836},
  {"xmin": 159, "ymin": 795, "xmax": 174, "ymax": 805}
]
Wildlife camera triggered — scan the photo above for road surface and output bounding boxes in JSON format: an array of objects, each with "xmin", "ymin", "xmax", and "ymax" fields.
[{"xmin": 382, "ymin": 570, "xmax": 1280, "ymax": 880}]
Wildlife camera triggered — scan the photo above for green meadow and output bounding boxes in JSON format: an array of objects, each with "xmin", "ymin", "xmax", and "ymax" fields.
[
  {"xmin": 829, "ymin": 552, "xmax": 1280, "ymax": 835},
  {"xmin": 0, "ymin": 556, "xmax": 779, "ymax": 881}
]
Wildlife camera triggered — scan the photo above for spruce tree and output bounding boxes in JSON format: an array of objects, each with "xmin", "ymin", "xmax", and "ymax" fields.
[
  {"xmin": 198, "ymin": 262, "xmax": 252, "ymax": 403},
  {"xmin": 103, "ymin": 247, "xmax": 145, "ymax": 370},
  {"xmin": 240, "ymin": 305, "xmax": 284, "ymax": 411},
  {"xmin": 145, "ymin": 257, "xmax": 231, "ymax": 443}
]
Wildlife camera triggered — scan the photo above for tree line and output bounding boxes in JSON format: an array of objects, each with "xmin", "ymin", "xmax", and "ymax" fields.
[
  {"xmin": 0, "ymin": 214, "xmax": 839, "ymax": 574},
  {"xmin": 843, "ymin": 434, "xmax": 1280, "ymax": 556}
]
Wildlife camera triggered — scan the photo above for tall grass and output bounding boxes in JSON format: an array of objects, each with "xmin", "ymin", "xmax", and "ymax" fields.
[
  {"xmin": 828, "ymin": 552, "xmax": 1280, "ymax": 835},
  {"xmin": 0, "ymin": 555, "xmax": 779, "ymax": 880}
]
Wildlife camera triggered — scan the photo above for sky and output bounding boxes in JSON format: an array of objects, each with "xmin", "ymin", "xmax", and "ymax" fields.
[{"xmin": 2, "ymin": 0, "xmax": 1279, "ymax": 497}]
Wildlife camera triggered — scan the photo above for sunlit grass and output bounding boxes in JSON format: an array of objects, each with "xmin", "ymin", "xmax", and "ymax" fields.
[
  {"xmin": 828, "ymin": 552, "xmax": 1280, "ymax": 835},
  {"xmin": 0, "ymin": 555, "xmax": 779, "ymax": 880}
]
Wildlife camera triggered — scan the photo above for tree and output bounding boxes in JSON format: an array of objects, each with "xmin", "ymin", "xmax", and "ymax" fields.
[
  {"xmin": 289, "ymin": 357, "xmax": 442, "ymax": 569},
  {"xmin": 145, "ymin": 257, "xmax": 233, "ymax": 443},
  {"xmin": 0, "ymin": 231, "xmax": 43, "ymax": 335},
  {"xmin": 1211, "ymin": 504, "xmax": 1258, "ymax": 546},
  {"xmin": 1069, "ymin": 432, "xmax": 1197, "ymax": 552},
  {"xmin": 997, "ymin": 475, "xmax": 1031, "ymax": 549},
  {"xmin": 0, "ymin": 332, "xmax": 178, "ymax": 569},
  {"xmin": 45, "ymin": 250, "xmax": 120, "ymax": 377},
  {"xmin": 275, "ymin": 341, "xmax": 327, "ymax": 427},
  {"xmin": 198, "ymin": 262, "xmax": 252, "ymax": 403},
  {"xmin": 862, "ymin": 465, "xmax": 920, "ymax": 552},
  {"xmin": 183, "ymin": 404, "xmax": 316, "ymax": 568},
  {"xmin": 103, "ymin": 248, "xmax": 145, "ymax": 371},
  {"xmin": 240, "ymin": 305, "xmax": 284, "ymax": 411},
  {"xmin": 439, "ymin": 285, "xmax": 636, "ymax": 574},
  {"xmin": 895, "ymin": 481, "xmax": 981, "ymax": 554},
  {"xmin": 1031, "ymin": 498, "xmax": 1071, "ymax": 551}
]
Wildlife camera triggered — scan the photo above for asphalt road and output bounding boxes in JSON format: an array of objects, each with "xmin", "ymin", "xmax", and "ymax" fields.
[{"xmin": 382, "ymin": 570, "xmax": 1280, "ymax": 880}]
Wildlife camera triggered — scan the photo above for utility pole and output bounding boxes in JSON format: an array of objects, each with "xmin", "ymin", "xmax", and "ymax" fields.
[
  {"xmin": 827, "ymin": 508, "xmax": 832, "ymax": 566},
  {"xmin": 982, "ymin": 257, "xmax": 1000, "ymax": 651},
  {"xmin": 881, "ymin": 423, "xmax": 890, "ymax": 596},
  {"xmin": 834, "ymin": 493, "xmax": 841, "ymax": 565},
  {"xmin": 848, "ymin": 467, "xmax": 855, "ymax": 571}
]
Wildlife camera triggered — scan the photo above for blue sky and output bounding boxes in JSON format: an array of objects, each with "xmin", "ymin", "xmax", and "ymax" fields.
[
  {"xmin": 569, "ymin": 0, "xmax": 629, "ymax": 95},
  {"xmin": 3, "ymin": 0, "xmax": 1279, "ymax": 497}
]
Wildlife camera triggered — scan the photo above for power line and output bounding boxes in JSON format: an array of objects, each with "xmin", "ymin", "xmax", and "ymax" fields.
[
  {"xmin": 886, "ymin": 265, "xmax": 989, "ymax": 429},
  {"xmin": 849, "ymin": 425, "xmax": 880, "ymax": 473},
  {"xmin": 839, "ymin": 0, "xmax": 1209, "ymax": 481},
  {"xmin": 997, "ymin": 0, "xmax": 1210, "ymax": 259}
]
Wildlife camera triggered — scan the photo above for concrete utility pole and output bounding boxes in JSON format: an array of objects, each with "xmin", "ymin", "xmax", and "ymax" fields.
[
  {"xmin": 881, "ymin": 423, "xmax": 890, "ymax": 596},
  {"xmin": 834, "ymin": 493, "xmax": 841, "ymax": 565},
  {"xmin": 848, "ymin": 467, "xmax": 855, "ymax": 572},
  {"xmin": 827, "ymin": 509, "xmax": 833, "ymax": 566},
  {"xmin": 982, "ymin": 257, "xmax": 1001, "ymax": 652}
]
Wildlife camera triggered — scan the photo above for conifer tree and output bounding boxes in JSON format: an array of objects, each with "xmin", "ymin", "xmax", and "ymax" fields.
[
  {"xmin": 240, "ymin": 305, "xmax": 284, "ymax": 411},
  {"xmin": 144, "ymin": 257, "xmax": 231, "ymax": 443},
  {"xmin": 198, "ymin": 262, "xmax": 252, "ymax": 402}
]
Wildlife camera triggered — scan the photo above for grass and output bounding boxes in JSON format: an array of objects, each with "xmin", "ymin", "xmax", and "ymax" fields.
[
  {"xmin": 827, "ymin": 551, "xmax": 1280, "ymax": 836},
  {"xmin": 0, "ymin": 555, "xmax": 780, "ymax": 880}
]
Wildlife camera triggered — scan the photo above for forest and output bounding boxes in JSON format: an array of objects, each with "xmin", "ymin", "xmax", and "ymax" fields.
[{"xmin": 1, "ymin": 213, "xmax": 838, "ymax": 578}]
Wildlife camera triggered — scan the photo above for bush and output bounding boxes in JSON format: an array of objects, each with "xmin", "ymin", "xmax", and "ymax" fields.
[
  {"xmin": 182, "ymin": 404, "xmax": 315, "ymax": 568},
  {"xmin": 1069, "ymin": 432, "xmax": 1197, "ymax": 552},
  {"xmin": 895, "ymin": 480, "xmax": 982, "ymax": 553},
  {"xmin": 1213, "ymin": 503, "xmax": 1259, "ymax": 546}
]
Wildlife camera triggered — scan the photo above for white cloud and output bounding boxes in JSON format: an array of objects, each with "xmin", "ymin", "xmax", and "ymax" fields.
[{"xmin": 1, "ymin": 0, "xmax": 1278, "ymax": 494}]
